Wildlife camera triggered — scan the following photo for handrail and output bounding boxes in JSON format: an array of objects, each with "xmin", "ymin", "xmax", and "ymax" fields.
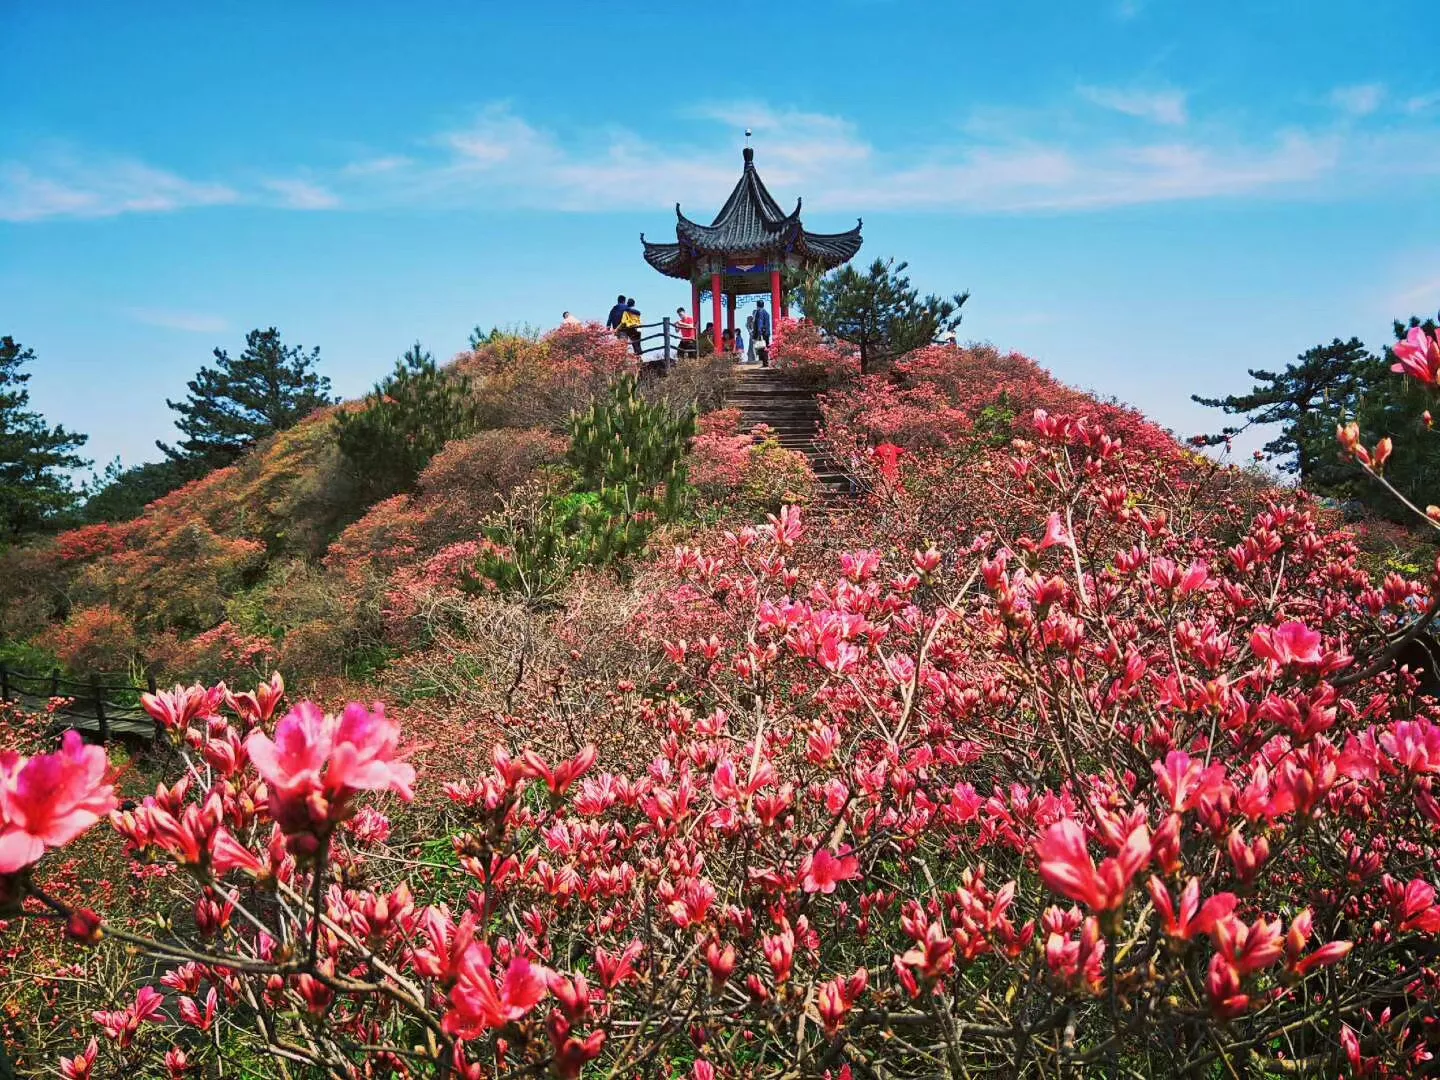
[
  {"xmin": 0, "ymin": 663, "xmax": 161, "ymax": 744},
  {"xmin": 625, "ymin": 316, "xmax": 742, "ymax": 362}
]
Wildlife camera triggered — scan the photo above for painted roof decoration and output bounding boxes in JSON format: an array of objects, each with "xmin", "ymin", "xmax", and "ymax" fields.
[{"xmin": 641, "ymin": 147, "xmax": 863, "ymax": 280}]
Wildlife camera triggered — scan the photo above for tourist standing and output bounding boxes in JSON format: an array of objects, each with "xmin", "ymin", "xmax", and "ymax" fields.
[
  {"xmin": 676, "ymin": 307, "xmax": 696, "ymax": 359},
  {"xmin": 745, "ymin": 314, "xmax": 756, "ymax": 364},
  {"xmin": 620, "ymin": 298, "xmax": 643, "ymax": 355},
  {"xmin": 605, "ymin": 294, "xmax": 628, "ymax": 332},
  {"xmin": 562, "ymin": 311, "xmax": 581, "ymax": 326},
  {"xmin": 753, "ymin": 299, "xmax": 772, "ymax": 367}
]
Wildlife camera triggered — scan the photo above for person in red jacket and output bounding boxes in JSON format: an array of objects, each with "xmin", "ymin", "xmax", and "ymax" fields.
[{"xmin": 676, "ymin": 307, "xmax": 696, "ymax": 359}]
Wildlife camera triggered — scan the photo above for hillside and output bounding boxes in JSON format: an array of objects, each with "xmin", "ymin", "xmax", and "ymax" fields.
[
  {"xmin": 0, "ymin": 326, "xmax": 727, "ymax": 688},
  {"xmin": 6, "ymin": 319, "xmax": 1440, "ymax": 1077}
]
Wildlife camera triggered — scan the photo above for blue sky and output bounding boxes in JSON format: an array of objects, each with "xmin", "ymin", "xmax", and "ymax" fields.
[{"xmin": 4, "ymin": 0, "xmax": 1439, "ymax": 473}]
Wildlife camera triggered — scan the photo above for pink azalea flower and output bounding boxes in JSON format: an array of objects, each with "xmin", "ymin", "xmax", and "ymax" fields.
[
  {"xmin": 1391, "ymin": 326, "xmax": 1440, "ymax": 384},
  {"xmin": 140, "ymin": 684, "xmax": 222, "ymax": 733},
  {"xmin": 1039, "ymin": 512, "xmax": 1071, "ymax": 550},
  {"xmin": 443, "ymin": 942, "xmax": 548, "ymax": 1038},
  {"xmin": 1249, "ymin": 620, "xmax": 1322, "ymax": 666},
  {"xmin": 801, "ymin": 846, "xmax": 861, "ymax": 894},
  {"xmin": 0, "ymin": 730, "xmax": 117, "ymax": 874},
  {"xmin": 1380, "ymin": 719, "xmax": 1440, "ymax": 774},
  {"xmin": 244, "ymin": 702, "xmax": 414, "ymax": 849},
  {"xmin": 59, "ymin": 1037, "xmax": 98, "ymax": 1080},
  {"xmin": 1036, "ymin": 817, "xmax": 1150, "ymax": 912},
  {"xmin": 327, "ymin": 703, "xmax": 416, "ymax": 800}
]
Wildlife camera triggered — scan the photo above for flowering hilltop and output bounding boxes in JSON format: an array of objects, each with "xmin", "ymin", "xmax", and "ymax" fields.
[{"xmin": 3, "ymin": 327, "xmax": 1440, "ymax": 1077}]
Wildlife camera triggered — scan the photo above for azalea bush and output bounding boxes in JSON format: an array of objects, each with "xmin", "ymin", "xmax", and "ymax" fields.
[
  {"xmin": 457, "ymin": 324, "xmax": 636, "ymax": 431},
  {"xmin": 690, "ymin": 417, "xmax": 818, "ymax": 513},
  {"xmin": 10, "ymin": 330, "xmax": 1440, "ymax": 1077},
  {"xmin": 772, "ymin": 320, "xmax": 860, "ymax": 389},
  {"xmin": 5, "ymin": 381, "xmax": 1440, "ymax": 1076},
  {"xmin": 40, "ymin": 604, "xmax": 141, "ymax": 674}
]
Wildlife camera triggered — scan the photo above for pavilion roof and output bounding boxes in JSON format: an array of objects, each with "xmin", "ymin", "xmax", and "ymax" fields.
[{"xmin": 641, "ymin": 148, "xmax": 862, "ymax": 281}]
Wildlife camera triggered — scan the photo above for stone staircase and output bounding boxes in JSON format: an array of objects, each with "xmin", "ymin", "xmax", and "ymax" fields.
[{"xmin": 726, "ymin": 363, "xmax": 852, "ymax": 500}]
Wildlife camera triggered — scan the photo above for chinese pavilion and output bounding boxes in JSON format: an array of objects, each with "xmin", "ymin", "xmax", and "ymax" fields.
[{"xmin": 641, "ymin": 146, "xmax": 862, "ymax": 347}]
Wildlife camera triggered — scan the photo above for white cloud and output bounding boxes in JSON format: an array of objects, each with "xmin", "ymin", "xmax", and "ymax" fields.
[
  {"xmin": 1329, "ymin": 83, "xmax": 1385, "ymax": 117},
  {"xmin": 0, "ymin": 152, "xmax": 239, "ymax": 222},
  {"xmin": 1393, "ymin": 276, "xmax": 1440, "ymax": 313},
  {"xmin": 341, "ymin": 155, "xmax": 413, "ymax": 176},
  {"xmin": 1080, "ymin": 85, "xmax": 1188, "ymax": 125},
  {"xmin": 262, "ymin": 178, "xmax": 340, "ymax": 210},
  {"xmin": 1114, "ymin": 0, "xmax": 1146, "ymax": 19},
  {"xmin": 126, "ymin": 308, "xmax": 229, "ymax": 333},
  {"xmin": 329, "ymin": 101, "xmax": 1369, "ymax": 217},
  {"xmin": 11, "ymin": 91, "xmax": 1440, "ymax": 227},
  {"xmin": 1404, "ymin": 91, "xmax": 1440, "ymax": 115}
]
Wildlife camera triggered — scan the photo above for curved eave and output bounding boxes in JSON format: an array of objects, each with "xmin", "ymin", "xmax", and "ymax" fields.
[
  {"xmin": 641, "ymin": 237, "xmax": 692, "ymax": 279},
  {"xmin": 797, "ymin": 220, "xmax": 864, "ymax": 268}
]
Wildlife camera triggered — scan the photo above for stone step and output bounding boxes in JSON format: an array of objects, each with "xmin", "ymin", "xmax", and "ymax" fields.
[
  {"xmin": 726, "ymin": 388, "xmax": 816, "ymax": 400},
  {"xmin": 739, "ymin": 416, "xmax": 822, "ymax": 427},
  {"xmin": 723, "ymin": 372, "xmax": 856, "ymax": 499}
]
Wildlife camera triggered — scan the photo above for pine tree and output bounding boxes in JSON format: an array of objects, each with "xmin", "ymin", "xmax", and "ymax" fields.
[
  {"xmin": 159, "ymin": 327, "xmax": 333, "ymax": 469},
  {"xmin": 79, "ymin": 456, "xmax": 192, "ymax": 523},
  {"xmin": 1192, "ymin": 337, "xmax": 1372, "ymax": 483},
  {"xmin": 800, "ymin": 258, "xmax": 969, "ymax": 374},
  {"xmin": 0, "ymin": 335, "xmax": 90, "ymax": 540},
  {"xmin": 472, "ymin": 377, "xmax": 696, "ymax": 602},
  {"xmin": 334, "ymin": 342, "xmax": 483, "ymax": 500}
]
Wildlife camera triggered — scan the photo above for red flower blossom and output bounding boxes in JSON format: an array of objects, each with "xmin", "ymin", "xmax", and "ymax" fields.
[
  {"xmin": 0, "ymin": 730, "xmax": 117, "ymax": 873},
  {"xmin": 1039, "ymin": 512, "xmax": 1071, "ymax": 550},
  {"xmin": 801, "ymin": 846, "xmax": 861, "ymax": 894},
  {"xmin": 1389, "ymin": 876, "xmax": 1440, "ymax": 935},
  {"xmin": 1391, "ymin": 325, "xmax": 1440, "ymax": 384},
  {"xmin": 93, "ymin": 985, "xmax": 165, "ymax": 1048},
  {"xmin": 520, "ymin": 745, "xmax": 598, "ymax": 796},
  {"xmin": 226, "ymin": 671, "xmax": 285, "ymax": 727},
  {"xmin": 245, "ymin": 702, "xmax": 414, "ymax": 850},
  {"xmin": 443, "ymin": 942, "xmax": 548, "ymax": 1038},
  {"xmin": 141, "ymin": 684, "xmax": 223, "ymax": 733},
  {"xmin": 1147, "ymin": 876, "xmax": 1236, "ymax": 941},
  {"xmin": 1036, "ymin": 817, "xmax": 1150, "ymax": 912},
  {"xmin": 59, "ymin": 1037, "xmax": 97, "ymax": 1080},
  {"xmin": 1248, "ymin": 620, "xmax": 1322, "ymax": 666}
]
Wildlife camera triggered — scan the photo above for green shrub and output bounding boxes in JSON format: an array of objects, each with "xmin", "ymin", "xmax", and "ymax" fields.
[
  {"xmin": 334, "ymin": 343, "xmax": 483, "ymax": 501},
  {"xmin": 472, "ymin": 377, "xmax": 696, "ymax": 602}
]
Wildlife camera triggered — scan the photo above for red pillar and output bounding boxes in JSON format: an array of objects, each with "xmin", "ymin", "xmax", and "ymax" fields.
[
  {"xmin": 691, "ymin": 280, "xmax": 701, "ymax": 340},
  {"xmin": 710, "ymin": 273, "xmax": 723, "ymax": 357},
  {"xmin": 726, "ymin": 292, "xmax": 736, "ymax": 346},
  {"xmin": 770, "ymin": 269, "xmax": 784, "ymax": 326}
]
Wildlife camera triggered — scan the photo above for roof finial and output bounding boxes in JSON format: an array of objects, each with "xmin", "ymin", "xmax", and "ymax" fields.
[{"xmin": 743, "ymin": 128, "xmax": 754, "ymax": 165}]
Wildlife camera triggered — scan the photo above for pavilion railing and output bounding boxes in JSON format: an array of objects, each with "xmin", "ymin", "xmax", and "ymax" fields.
[
  {"xmin": 629, "ymin": 317, "xmax": 744, "ymax": 364},
  {"xmin": 633, "ymin": 317, "xmax": 675, "ymax": 362}
]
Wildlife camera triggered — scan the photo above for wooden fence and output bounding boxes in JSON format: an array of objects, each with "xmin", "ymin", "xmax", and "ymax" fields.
[
  {"xmin": 0, "ymin": 664, "xmax": 160, "ymax": 743},
  {"xmin": 634, "ymin": 317, "xmax": 678, "ymax": 362}
]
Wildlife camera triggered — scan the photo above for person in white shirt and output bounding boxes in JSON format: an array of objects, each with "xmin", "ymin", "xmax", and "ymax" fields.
[{"xmin": 562, "ymin": 311, "xmax": 581, "ymax": 326}]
